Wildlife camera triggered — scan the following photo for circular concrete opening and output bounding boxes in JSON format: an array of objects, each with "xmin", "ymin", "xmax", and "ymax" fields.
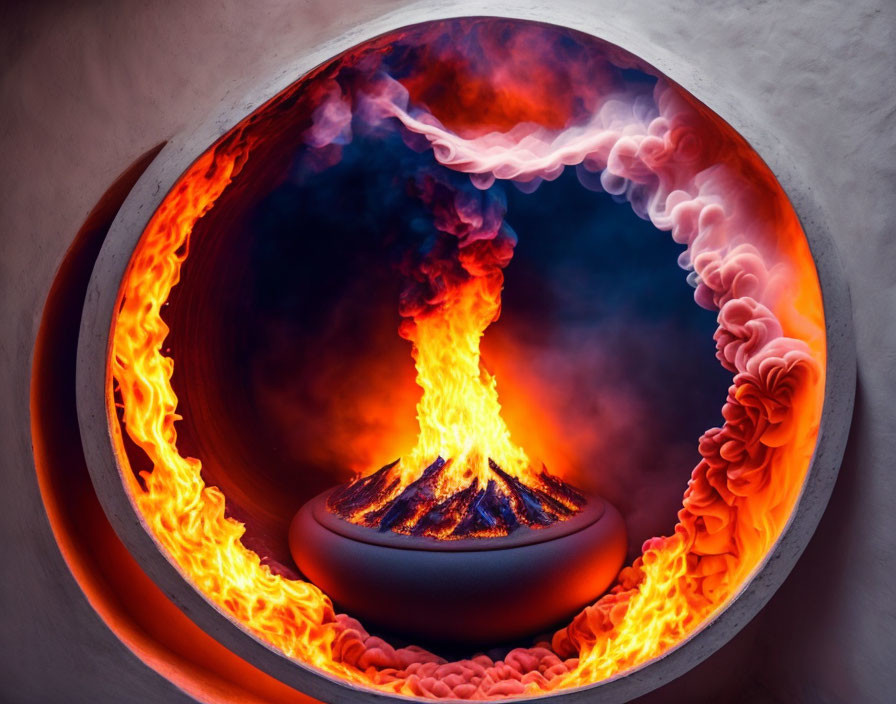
[{"xmin": 74, "ymin": 9, "xmax": 854, "ymax": 704}]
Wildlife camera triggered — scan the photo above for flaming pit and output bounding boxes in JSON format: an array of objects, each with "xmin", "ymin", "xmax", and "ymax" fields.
[{"xmin": 292, "ymin": 480, "xmax": 625, "ymax": 643}]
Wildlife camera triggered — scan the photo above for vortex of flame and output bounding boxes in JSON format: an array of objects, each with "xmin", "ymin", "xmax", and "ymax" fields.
[{"xmin": 108, "ymin": 20, "xmax": 825, "ymax": 701}]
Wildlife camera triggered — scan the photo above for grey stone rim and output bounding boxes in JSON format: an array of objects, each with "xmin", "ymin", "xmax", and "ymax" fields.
[{"xmin": 75, "ymin": 2, "xmax": 856, "ymax": 702}]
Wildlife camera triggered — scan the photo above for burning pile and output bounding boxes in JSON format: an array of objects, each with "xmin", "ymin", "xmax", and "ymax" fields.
[{"xmin": 329, "ymin": 458, "xmax": 585, "ymax": 538}]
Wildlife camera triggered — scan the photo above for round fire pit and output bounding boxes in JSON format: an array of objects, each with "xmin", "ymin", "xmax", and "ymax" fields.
[{"xmin": 290, "ymin": 489, "xmax": 626, "ymax": 644}]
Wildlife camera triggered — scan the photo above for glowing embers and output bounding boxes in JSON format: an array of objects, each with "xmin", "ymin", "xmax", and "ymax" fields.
[{"xmin": 328, "ymin": 458, "xmax": 585, "ymax": 539}]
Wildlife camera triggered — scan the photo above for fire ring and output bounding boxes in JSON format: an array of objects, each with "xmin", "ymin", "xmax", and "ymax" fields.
[
  {"xmin": 75, "ymin": 8, "xmax": 854, "ymax": 704},
  {"xmin": 291, "ymin": 488, "xmax": 626, "ymax": 644}
]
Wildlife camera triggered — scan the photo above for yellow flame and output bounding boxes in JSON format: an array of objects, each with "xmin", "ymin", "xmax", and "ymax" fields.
[{"xmin": 397, "ymin": 275, "xmax": 533, "ymax": 495}]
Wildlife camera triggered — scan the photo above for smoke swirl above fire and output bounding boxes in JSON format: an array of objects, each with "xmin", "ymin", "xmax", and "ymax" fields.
[
  {"xmin": 110, "ymin": 19, "xmax": 825, "ymax": 700},
  {"xmin": 315, "ymin": 103, "xmax": 589, "ymax": 537}
]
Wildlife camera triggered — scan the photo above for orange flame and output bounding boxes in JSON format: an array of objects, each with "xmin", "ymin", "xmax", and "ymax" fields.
[
  {"xmin": 111, "ymin": 136, "xmax": 347, "ymax": 679},
  {"xmin": 109, "ymin": 84, "xmax": 825, "ymax": 702},
  {"xmin": 401, "ymin": 276, "xmax": 532, "ymax": 493},
  {"xmin": 323, "ymin": 170, "xmax": 580, "ymax": 538}
]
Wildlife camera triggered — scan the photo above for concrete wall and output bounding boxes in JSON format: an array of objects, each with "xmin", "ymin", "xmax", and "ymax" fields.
[{"xmin": 2, "ymin": 1, "xmax": 893, "ymax": 702}]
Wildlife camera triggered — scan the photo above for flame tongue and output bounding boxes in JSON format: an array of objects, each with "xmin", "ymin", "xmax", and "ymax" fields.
[
  {"xmin": 394, "ymin": 174, "xmax": 531, "ymax": 496},
  {"xmin": 328, "ymin": 457, "xmax": 586, "ymax": 539},
  {"xmin": 322, "ymin": 167, "xmax": 588, "ymax": 539}
]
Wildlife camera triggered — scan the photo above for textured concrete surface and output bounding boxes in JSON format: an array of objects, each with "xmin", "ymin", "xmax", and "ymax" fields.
[{"xmin": 2, "ymin": 1, "xmax": 894, "ymax": 703}]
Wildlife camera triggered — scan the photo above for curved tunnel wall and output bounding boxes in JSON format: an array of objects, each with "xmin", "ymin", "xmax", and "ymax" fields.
[{"xmin": 3, "ymin": 1, "xmax": 892, "ymax": 704}]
